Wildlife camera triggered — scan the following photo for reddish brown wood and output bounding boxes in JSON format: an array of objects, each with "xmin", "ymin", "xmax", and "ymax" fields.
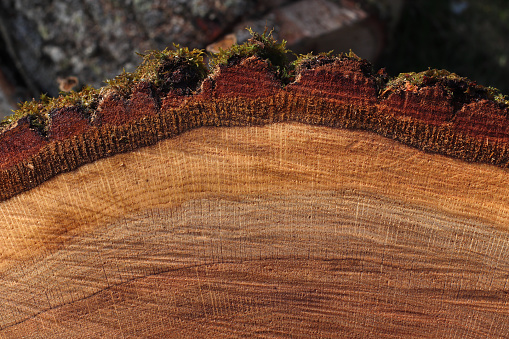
[
  {"xmin": 1, "ymin": 50, "xmax": 509, "ymax": 337},
  {"xmin": 0, "ymin": 116, "xmax": 47, "ymax": 170},
  {"xmin": 49, "ymin": 106, "xmax": 91, "ymax": 141},
  {"xmin": 1, "ymin": 53, "xmax": 509, "ymax": 201}
]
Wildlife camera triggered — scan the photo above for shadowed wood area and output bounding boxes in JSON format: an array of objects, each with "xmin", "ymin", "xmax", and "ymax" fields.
[{"xmin": 1, "ymin": 123, "xmax": 509, "ymax": 337}]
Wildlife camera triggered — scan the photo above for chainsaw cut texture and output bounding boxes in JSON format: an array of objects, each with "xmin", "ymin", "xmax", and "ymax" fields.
[{"xmin": 1, "ymin": 33, "xmax": 509, "ymax": 338}]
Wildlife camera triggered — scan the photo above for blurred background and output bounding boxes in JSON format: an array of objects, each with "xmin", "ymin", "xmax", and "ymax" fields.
[{"xmin": 0, "ymin": 0, "xmax": 508, "ymax": 121}]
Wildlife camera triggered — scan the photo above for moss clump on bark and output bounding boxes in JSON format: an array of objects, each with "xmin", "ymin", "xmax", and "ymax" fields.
[
  {"xmin": 135, "ymin": 45, "xmax": 208, "ymax": 95},
  {"xmin": 209, "ymin": 28, "xmax": 293, "ymax": 82},
  {"xmin": 381, "ymin": 68, "xmax": 509, "ymax": 106},
  {"xmin": 292, "ymin": 51, "xmax": 336, "ymax": 73},
  {"xmin": 0, "ymin": 87, "xmax": 100, "ymax": 134},
  {"xmin": 2, "ymin": 28, "xmax": 509, "ymax": 134},
  {"xmin": 1, "ymin": 45, "xmax": 207, "ymax": 132},
  {"xmin": 105, "ymin": 45, "xmax": 207, "ymax": 97}
]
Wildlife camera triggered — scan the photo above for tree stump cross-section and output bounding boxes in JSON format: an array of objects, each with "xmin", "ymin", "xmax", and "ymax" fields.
[{"xmin": 1, "ymin": 33, "xmax": 509, "ymax": 337}]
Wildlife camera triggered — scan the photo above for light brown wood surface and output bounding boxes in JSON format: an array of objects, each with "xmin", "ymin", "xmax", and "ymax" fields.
[{"xmin": 1, "ymin": 122, "xmax": 509, "ymax": 337}]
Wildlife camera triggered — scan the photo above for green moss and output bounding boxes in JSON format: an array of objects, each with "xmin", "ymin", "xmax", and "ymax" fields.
[
  {"xmin": 292, "ymin": 50, "xmax": 364, "ymax": 72},
  {"xmin": 104, "ymin": 69, "xmax": 136, "ymax": 98},
  {"xmin": 209, "ymin": 28, "xmax": 293, "ymax": 82},
  {"xmin": 0, "ymin": 86, "xmax": 101, "ymax": 134},
  {"xmin": 292, "ymin": 51, "xmax": 335, "ymax": 73},
  {"xmin": 135, "ymin": 45, "xmax": 207, "ymax": 83},
  {"xmin": 486, "ymin": 87, "xmax": 509, "ymax": 106},
  {"xmin": 105, "ymin": 44, "xmax": 207, "ymax": 97},
  {"xmin": 136, "ymin": 45, "xmax": 207, "ymax": 93},
  {"xmin": 384, "ymin": 69, "xmax": 466, "ymax": 91},
  {"xmin": 0, "ymin": 96, "xmax": 50, "ymax": 134},
  {"xmin": 52, "ymin": 85, "xmax": 102, "ymax": 114},
  {"xmin": 382, "ymin": 68, "xmax": 509, "ymax": 106}
]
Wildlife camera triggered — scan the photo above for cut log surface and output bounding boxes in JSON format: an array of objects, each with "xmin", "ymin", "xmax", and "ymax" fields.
[{"xmin": 1, "ymin": 39, "xmax": 509, "ymax": 337}]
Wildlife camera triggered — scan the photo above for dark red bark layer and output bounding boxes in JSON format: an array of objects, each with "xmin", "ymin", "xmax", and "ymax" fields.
[{"xmin": 1, "ymin": 55, "xmax": 508, "ymax": 201}]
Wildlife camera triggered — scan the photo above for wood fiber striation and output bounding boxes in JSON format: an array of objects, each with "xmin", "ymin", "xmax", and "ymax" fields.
[{"xmin": 1, "ymin": 37, "xmax": 509, "ymax": 201}]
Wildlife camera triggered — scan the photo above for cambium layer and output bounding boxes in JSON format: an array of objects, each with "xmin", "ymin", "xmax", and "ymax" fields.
[{"xmin": 1, "ymin": 33, "xmax": 509, "ymax": 201}]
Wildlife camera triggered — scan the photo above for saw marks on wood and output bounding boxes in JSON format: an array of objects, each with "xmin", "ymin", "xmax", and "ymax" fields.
[
  {"xmin": 3, "ymin": 194, "xmax": 509, "ymax": 337},
  {"xmin": 1, "ymin": 123, "xmax": 509, "ymax": 337},
  {"xmin": 2, "ymin": 194, "xmax": 509, "ymax": 337},
  {"xmin": 4, "ymin": 257, "xmax": 508, "ymax": 338}
]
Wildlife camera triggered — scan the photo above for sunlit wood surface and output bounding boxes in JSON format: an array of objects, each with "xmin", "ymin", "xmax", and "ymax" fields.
[{"xmin": 1, "ymin": 123, "xmax": 509, "ymax": 338}]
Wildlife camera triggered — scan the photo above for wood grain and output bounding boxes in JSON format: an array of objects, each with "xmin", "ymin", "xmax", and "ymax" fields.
[
  {"xmin": 1, "ymin": 123, "xmax": 509, "ymax": 337},
  {"xmin": 2, "ymin": 37, "xmax": 509, "ymax": 337}
]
